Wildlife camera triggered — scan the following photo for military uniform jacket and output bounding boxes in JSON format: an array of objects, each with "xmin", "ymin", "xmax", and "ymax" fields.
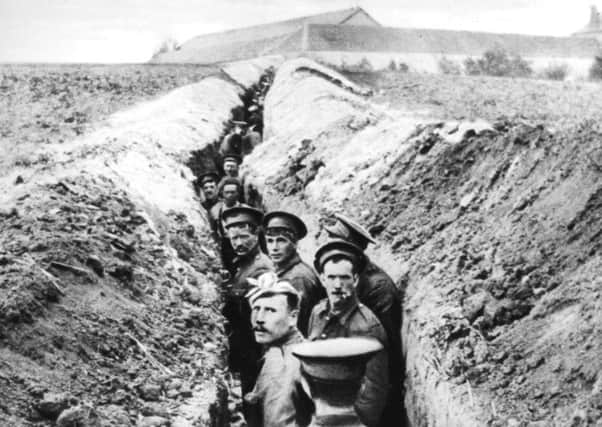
[
  {"xmin": 217, "ymin": 175, "xmax": 264, "ymax": 211},
  {"xmin": 308, "ymin": 298, "xmax": 389, "ymax": 427},
  {"xmin": 201, "ymin": 197, "xmax": 218, "ymax": 212},
  {"xmin": 222, "ymin": 245, "xmax": 274, "ymax": 393},
  {"xmin": 244, "ymin": 329, "xmax": 312, "ymax": 427},
  {"xmin": 276, "ymin": 253, "xmax": 325, "ymax": 336},
  {"xmin": 230, "ymin": 246, "xmax": 273, "ymax": 297}
]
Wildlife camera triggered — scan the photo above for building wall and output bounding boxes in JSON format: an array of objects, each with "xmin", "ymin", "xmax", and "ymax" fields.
[{"xmin": 305, "ymin": 24, "xmax": 601, "ymax": 58}]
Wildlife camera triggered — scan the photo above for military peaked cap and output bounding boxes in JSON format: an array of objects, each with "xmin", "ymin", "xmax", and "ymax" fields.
[
  {"xmin": 223, "ymin": 153, "xmax": 242, "ymax": 165},
  {"xmin": 325, "ymin": 213, "xmax": 375, "ymax": 250},
  {"xmin": 222, "ymin": 206, "xmax": 264, "ymax": 229},
  {"xmin": 197, "ymin": 171, "xmax": 219, "ymax": 185},
  {"xmin": 292, "ymin": 337, "xmax": 383, "ymax": 381},
  {"xmin": 263, "ymin": 211, "xmax": 308, "ymax": 240},
  {"xmin": 313, "ymin": 239, "xmax": 366, "ymax": 273}
]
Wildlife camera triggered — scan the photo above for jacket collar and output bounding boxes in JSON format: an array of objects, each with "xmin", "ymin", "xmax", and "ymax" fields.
[
  {"xmin": 275, "ymin": 252, "xmax": 301, "ymax": 275},
  {"xmin": 234, "ymin": 243, "xmax": 260, "ymax": 265},
  {"xmin": 267, "ymin": 328, "xmax": 304, "ymax": 350},
  {"xmin": 319, "ymin": 294, "xmax": 360, "ymax": 325}
]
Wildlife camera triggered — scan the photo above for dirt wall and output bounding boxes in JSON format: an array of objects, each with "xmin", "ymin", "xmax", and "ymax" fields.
[
  {"xmin": 242, "ymin": 58, "xmax": 601, "ymax": 426},
  {"xmin": 0, "ymin": 61, "xmax": 271, "ymax": 426}
]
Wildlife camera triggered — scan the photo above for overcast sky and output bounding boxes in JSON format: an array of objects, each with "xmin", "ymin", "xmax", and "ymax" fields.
[{"xmin": 0, "ymin": 0, "xmax": 598, "ymax": 63}]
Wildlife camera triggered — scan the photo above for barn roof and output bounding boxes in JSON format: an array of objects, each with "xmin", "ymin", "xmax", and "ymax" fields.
[{"xmin": 151, "ymin": 7, "xmax": 380, "ymax": 63}]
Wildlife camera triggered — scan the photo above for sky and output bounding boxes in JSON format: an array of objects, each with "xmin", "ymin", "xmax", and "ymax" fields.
[{"xmin": 0, "ymin": 0, "xmax": 598, "ymax": 63}]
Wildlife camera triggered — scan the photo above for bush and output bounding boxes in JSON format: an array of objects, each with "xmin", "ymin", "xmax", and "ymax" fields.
[
  {"xmin": 357, "ymin": 57, "xmax": 373, "ymax": 72},
  {"xmin": 397, "ymin": 62, "xmax": 409, "ymax": 73},
  {"xmin": 463, "ymin": 47, "xmax": 533, "ymax": 78},
  {"xmin": 388, "ymin": 59, "xmax": 397, "ymax": 71},
  {"xmin": 589, "ymin": 56, "xmax": 602, "ymax": 80},
  {"xmin": 438, "ymin": 56, "xmax": 462, "ymax": 75},
  {"xmin": 540, "ymin": 63, "xmax": 569, "ymax": 81}
]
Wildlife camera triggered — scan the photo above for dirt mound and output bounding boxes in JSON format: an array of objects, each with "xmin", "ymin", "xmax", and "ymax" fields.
[
  {"xmin": 1, "ymin": 176, "xmax": 225, "ymax": 427},
  {"xmin": 243, "ymin": 58, "xmax": 601, "ymax": 426},
  {"xmin": 0, "ymin": 58, "xmax": 276, "ymax": 426}
]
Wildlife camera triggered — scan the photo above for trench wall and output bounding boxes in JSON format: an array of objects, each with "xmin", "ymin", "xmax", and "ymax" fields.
[
  {"xmin": 0, "ymin": 58, "xmax": 278, "ymax": 426},
  {"xmin": 242, "ymin": 58, "xmax": 602, "ymax": 426}
]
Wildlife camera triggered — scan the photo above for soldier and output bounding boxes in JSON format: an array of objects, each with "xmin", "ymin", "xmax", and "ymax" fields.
[
  {"xmin": 242, "ymin": 123, "xmax": 262, "ymax": 155},
  {"xmin": 218, "ymin": 153, "xmax": 264, "ymax": 210},
  {"xmin": 263, "ymin": 211, "xmax": 325, "ymax": 336},
  {"xmin": 196, "ymin": 171, "xmax": 219, "ymax": 212},
  {"xmin": 244, "ymin": 272, "xmax": 313, "ymax": 427},
  {"xmin": 221, "ymin": 206, "xmax": 273, "ymax": 419},
  {"xmin": 308, "ymin": 240, "xmax": 389, "ymax": 427},
  {"xmin": 324, "ymin": 214, "xmax": 404, "ymax": 426},
  {"xmin": 219, "ymin": 122, "xmax": 245, "ymax": 158},
  {"xmin": 209, "ymin": 177, "xmax": 243, "ymax": 276},
  {"xmin": 221, "ymin": 153, "xmax": 242, "ymax": 179}
]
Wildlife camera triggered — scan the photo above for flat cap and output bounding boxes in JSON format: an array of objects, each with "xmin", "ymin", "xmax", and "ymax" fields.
[
  {"xmin": 292, "ymin": 337, "xmax": 383, "ymax": 381},
  {"xmin": 222, "ymin": 206, "xmax": 263, "ymax": 229},
  {"xmin": 246, "ymin": 272, "xmax": 300, "ymax": 304},
  {"xmin": 313, "ymin": 239, "xmax": 366, "ymax": 273},
  {"xmin": 263, "ymin": 211, "xmax": 308, "ymax": 240},
  {"xmin": 222, "ymin": 153, "xmax": 242, "ymax": 164},
  {"xmin": 325, "ymin": 213, "xmax": 375, "ymax": 250},
  {"xmin": 197, "ymin": 171, "xmax": 219, "ymax": 185}
]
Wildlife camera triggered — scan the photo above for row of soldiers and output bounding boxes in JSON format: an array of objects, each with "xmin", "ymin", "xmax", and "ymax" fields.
[{"xmin": 196, "ymin": 165, "xmax": 403, "ymax": 426}]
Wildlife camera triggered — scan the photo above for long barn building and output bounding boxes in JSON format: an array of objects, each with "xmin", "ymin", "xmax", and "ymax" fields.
[{"xmin": 151, "ymin": 7, "xmax": 602, "ymax": 79}]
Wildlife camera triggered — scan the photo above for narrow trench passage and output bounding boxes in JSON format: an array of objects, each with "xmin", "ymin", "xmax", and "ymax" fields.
[
  {"xmin": 188, "ymin": 68, "xmax": 410, "ymax": 427},
  {"xmin": 187, "ymin": 68, "xmax": 275, "ymax": 427}
]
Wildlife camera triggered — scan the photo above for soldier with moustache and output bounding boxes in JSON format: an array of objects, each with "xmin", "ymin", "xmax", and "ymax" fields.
[
  {"xmin": 263, "ymin": 211, "xmax": 325, "ymax": 336},
  {"xmin": 221, "ymin": 206, "xmax": 273, "ymax": 417},
  {"xmin": 244, "ymin": 272, "xmax": 313, "ymax": 427}
]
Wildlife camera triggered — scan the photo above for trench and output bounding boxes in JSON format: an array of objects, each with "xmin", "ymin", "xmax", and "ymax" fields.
[
  {"xmin": 2, "ymin": 56, "xmax": 594, "ymax": 427},
  {"xmin": 187, "ymin": 60, "xmax": 413, "ymax": 427},
  {"xmin": 163, "ymin": 55, "xmax": 602, "ymax": 427},
  {"xmin": 184, "ymin": 66, "xmax": 276, "ymax": 427}
]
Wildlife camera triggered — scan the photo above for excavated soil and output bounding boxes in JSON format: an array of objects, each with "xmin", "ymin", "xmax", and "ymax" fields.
[
  {"xmin": 243, "ymin": 59, "xmax": 601, "ymax": 427},
  {"xmin": 2, "ymin": 56, "xmax": 600, "ymax": 427},
  {"xmin": 0, "ymin": 58, "xmax": 283, "ymax": 426},
  {"xmin": 0, "ymin": 176, "xmax": 227, "ymax": 427}
]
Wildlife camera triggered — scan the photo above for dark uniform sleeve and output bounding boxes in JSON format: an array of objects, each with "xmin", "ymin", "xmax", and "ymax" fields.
[
  {"xmin": 353, "ymin": 314, "xmax": 390, "ymax": 427},
  {"xmin": 363, "ymin": 269, "xmax": 405, "ymax": 424}
]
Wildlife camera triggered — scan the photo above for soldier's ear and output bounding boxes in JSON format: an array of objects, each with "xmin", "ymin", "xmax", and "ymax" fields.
[{"xmin": 288, "ymin": 308, "xmax": 299, "ymax": 327}]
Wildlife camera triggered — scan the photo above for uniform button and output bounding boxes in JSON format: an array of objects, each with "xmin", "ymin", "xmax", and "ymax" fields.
[{"xmin": 321, "ymin": 333, "xmax": 327, "ymax": 339}]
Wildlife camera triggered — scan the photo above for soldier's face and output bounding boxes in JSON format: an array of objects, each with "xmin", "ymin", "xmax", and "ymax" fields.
[
  {"xmin": 266, "ymin": 235, "xmax": 296, "ymax": 266},
  {"xmin": 222, "ymin": 184, "xmax": 239, "ymax": 206},
  {"xmin": 320, "ymin": 259, "xmax": 358, "ymax": 313},
  {"xmin": 201, "ymin": 181, "xmax": 217, "ymax": 200},
  {"xmin": 223, "ymin": 161, "xmax": 238, "ymax": 177},
  {"xmin": 251, "ymin": 294, "xmax": 297, "ymax": 344},
  {"xmin": 228, "ymin": 226, "xmax": 258, "ymax": 256}
]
